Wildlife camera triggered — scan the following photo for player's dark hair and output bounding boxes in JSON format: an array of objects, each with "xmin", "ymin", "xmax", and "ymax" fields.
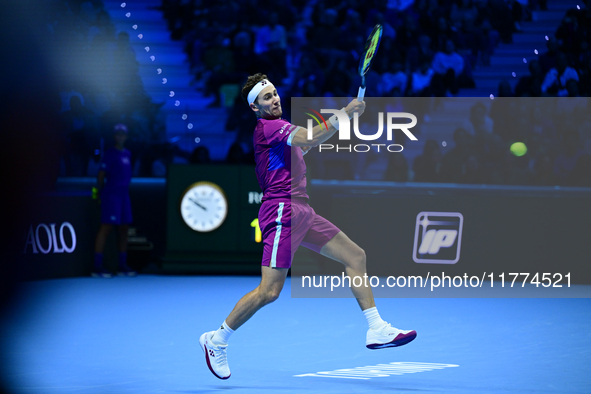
[{"xmin": 241, "ymin": 73, "xmax": 268, "ymax": 104}]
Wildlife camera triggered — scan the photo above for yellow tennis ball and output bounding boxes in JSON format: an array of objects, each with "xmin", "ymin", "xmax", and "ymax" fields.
[{"xmin": 510, "ymin": 142, "xmax": 527, "ymax": 157}]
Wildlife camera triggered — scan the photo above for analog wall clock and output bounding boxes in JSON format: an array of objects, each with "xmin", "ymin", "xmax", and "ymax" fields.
[{"xmin": 179, "ymin": 181, "xmax": 228, "ymax": 232}]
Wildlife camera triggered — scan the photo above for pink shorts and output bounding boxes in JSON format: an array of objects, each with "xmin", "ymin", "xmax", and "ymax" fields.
[{"xmin": 258, "ymin": 198, "xmax": 341, "ymax": 269}]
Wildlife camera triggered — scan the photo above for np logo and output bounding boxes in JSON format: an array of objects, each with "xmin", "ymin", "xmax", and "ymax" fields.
[{"xmin": 412, "ymin": 212, "xmax": 463, "ymax": 264}]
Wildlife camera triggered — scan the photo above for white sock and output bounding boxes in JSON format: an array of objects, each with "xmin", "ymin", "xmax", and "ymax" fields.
[
  {"xmin": 364, "ymin": 307, "xmax": 386, "ymax": 330},
  {"xmin": 211, "ymin": 320, "xmax": 234, "ymax": 346}
]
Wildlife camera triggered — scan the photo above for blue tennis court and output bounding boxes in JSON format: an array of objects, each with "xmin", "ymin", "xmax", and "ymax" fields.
[{"xmin": 2, "ymin": 275, "xmax": 590, "ymax": 393}]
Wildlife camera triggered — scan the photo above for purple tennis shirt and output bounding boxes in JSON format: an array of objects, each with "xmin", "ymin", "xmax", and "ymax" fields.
[
  {"xmin": 253, "ymin": 118, "xmax": 308, "ymax": 201},
  {"xmin": 100, "ymin": 147, "xmax": 132, "ymax": 195}
]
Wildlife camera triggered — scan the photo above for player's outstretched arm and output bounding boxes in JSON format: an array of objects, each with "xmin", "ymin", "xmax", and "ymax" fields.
[{"xmin": 290, "ymin": 99, "xmax": 366, "ymax": 147}]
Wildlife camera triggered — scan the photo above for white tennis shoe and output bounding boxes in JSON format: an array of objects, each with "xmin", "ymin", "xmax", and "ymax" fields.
[
  {"xmin": 199, "ymin": 331, "xmax": 231, "ymax": 379},
  {"xmin": 366, "ymin": 323, "xmax": 417, "ymax": 349}
]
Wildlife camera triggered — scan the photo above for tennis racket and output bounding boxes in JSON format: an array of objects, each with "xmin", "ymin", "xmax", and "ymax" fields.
[{"xmin": 357, "ymin": 24, "xmax": 383, "ymax": 101}]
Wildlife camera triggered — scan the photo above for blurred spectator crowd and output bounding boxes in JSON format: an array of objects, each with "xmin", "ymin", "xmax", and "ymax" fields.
[
  {"xmin": 406, "ymin": 97, "xmax": 591, "ymax": 187},
  {"xmin": 165, "ymin": 0, "xmax": 591, "ymax": 99},
  {"xmin": 161, "ymin": 0, "xmax": 567, "ymax": 102},
  {"xmin": 499, "ymin": 5, "xmax": 591, "ymax": 98},
  {"xmin": 45, "ymin": 0, "xmax": 169, "ymax": 177},
  {"xmin": 163, "ymin": 0, "xmax": 590, "ymax": 187},
  {"xmin": 46, "ymin": 0, "xmax": 591, "ymax": 187}
]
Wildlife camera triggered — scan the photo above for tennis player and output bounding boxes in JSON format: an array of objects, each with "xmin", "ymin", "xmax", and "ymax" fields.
[{"xmin": 200, "ymin": 73, "xmax": 416, "ymax": 379}]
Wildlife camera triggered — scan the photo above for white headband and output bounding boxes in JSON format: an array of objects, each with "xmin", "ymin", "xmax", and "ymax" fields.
[{"xmin": 247, "ymin": 79, "xmax": 275, "ymax": 105}]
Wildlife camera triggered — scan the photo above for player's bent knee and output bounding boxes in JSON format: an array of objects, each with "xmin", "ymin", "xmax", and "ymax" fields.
[
  {"xmin": 258, "ymin": 286, "xmax": 282, "ymax": 305},
  {"xmin": 263, "ymin": 289, "xmax": 281, "ymax": 305},
  {"xmin": 358, "ymin": 247, "xmax": 367, "ymax": 264},
  {"xmin": 352, "ymin": 246, "xmax": 366, "ymax": 265},
  {"xmin": 268, "ymin": 291, "xmax": 281, "ymax": 304},
  {"xmin": 345, "ymin": 246, "xmax": 367, "ymax": 271}
]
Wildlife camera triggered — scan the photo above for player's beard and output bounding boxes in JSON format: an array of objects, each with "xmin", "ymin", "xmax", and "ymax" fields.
[
  {"xmin": 259, "ymin": 101, "xmax": 282, "ymax": 119},
  {"xmin": 267, "ymin": 103, "xmax": 282, "ymax": 118}
]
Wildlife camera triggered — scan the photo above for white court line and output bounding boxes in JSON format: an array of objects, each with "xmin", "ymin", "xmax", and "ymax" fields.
[{"xmin": 294, "ymin": 361, "xmax": 459, "ymax": 380}]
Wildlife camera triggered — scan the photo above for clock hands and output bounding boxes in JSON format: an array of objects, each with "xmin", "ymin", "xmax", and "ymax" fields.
[{"xmin": 189, "ymin": 197, "xmax": 207, "ymax": 211}]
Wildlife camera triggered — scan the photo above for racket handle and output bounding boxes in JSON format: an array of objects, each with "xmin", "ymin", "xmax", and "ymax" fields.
[{"xmin": 357, "ymin": 86, "xmax": 366, "ymax": 101}]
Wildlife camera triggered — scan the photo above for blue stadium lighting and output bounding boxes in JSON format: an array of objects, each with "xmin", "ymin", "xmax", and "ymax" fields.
[
  {"xmin": 498, "ymin": 13, "xmax": 561, "ymax": 97},
  {"xmin": 119, "ymin": 1, "xmax": 196, "ymax": 135},
  {"xmin": 490, "ymin": 94, "xmax": 494, "ymax": 99},
  {"xmin": 195, "ymin": 137, "xmax": 201, "ymax": 143}
]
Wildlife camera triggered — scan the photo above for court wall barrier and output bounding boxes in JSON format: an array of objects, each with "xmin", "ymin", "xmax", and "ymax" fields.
[
  {"xmin": 301, "ymin": 180, "xmax": 591, "ymax": 285},
  {"xmin": 16, "ymin": 176, "xmax": 591, "ymax": 282}
]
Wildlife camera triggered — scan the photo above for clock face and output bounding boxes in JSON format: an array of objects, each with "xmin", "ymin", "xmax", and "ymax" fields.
[{"xmin": 180, "ymin": 182, "xmax": 228, "ymax": 232}]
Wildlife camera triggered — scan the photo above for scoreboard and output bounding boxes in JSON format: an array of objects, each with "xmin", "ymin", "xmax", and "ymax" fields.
[{"xmin": 165, "ymin": 164, "xmax": 264, "ymax": 271}]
